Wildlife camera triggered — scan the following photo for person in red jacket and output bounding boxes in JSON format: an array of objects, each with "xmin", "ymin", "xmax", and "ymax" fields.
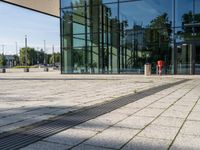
[{"xmin": 157, "ymin": 60, "xmax": 164, "ymax": 75}]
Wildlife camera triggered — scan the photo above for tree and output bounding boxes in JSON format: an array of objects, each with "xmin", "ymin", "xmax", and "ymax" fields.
[
  {"xmin": 36, "ymin": 49, "xmax": 45, "ymax": 64},
  {"xmin": 49, "ymin": 52, "xmax": 60, "ymax": 65},
  {"xmin": 0, "ymin": 54, "xmax": 6, "ymax": 68},
  {"xmin": 20, "ymin": 47, "xmax": 37, "ymax": 66},
  {"xmin": 13, "ymin": 55, "xmax": 20, "ymax": 66}
]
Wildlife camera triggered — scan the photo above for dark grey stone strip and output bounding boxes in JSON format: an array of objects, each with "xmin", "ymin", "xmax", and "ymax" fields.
[{"xmin": 0, "ymin": 79, "xmax": 189, "ymax": 150}]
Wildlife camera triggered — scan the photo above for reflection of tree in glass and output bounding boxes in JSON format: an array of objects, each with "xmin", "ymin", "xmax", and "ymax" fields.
[
  {"xmin": 73, "ymin": 49, "xmax": 84, "ymax": 67},
  {"xmin": 145, "ymin": 13, "xmax": 172, "ymax": 67},
  {"xmin": 177, "ymin": 11, "xmax": 200, "ymax": 41}
]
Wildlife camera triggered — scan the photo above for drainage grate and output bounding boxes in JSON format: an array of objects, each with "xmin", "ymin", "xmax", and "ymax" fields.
[{"xmin": 0, "ymin": 79, "xmax": 189, "ymax": 150}]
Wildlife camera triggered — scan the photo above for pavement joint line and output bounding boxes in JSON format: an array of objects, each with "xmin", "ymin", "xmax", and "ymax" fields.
[
  {"xmin": 167, "ymin": 96, "xmax": 200, "ymax": 150},
  {"xmin": 0, "ymin": 79, "xmax": 189, "ymax": 150},
  {"xmin": 136, "ymin": 135, "xmax": 173, "ymax": 142},
  {"xmin": 119, "ymin": 80, "xmax": 199, "ymax": 150},
  {"xmin": 68, "ymin": 80, "xmax": 191, "ymax": 150}
]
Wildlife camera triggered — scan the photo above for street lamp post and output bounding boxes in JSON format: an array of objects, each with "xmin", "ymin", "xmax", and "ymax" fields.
[
  {"xmin": 52, "ymin": 45, "xmax": 55, "ymax": 67},
  {"xmin": 43, "ymin": 40, "xmax": 46, "ymax": 65},
  {"xmin": 1, "ymin": 44, "xmax": 5, "ymax": 55},
  {"xmin": 24, "ymin": 35, "xmax": 29, "ymax": 72},
  {"xmin": 25, "ymin": 35, "xmax": 27, "ymax": 66},
  {"xmin": 15, "ymin": 42, "xmax": 18, "ymax": 56},
  {"xmin": 43, "ymin": 40, "xmax": 49, "ymax": 72}
]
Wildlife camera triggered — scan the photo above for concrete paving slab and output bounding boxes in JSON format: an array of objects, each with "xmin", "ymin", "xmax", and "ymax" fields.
[
  {"xmin": 139, "ymin": 125, "xmax": 179, "ymax": 140},
  {"xmin": 161, "ymin": 109, "xmax": 189, "ymax": 119},
  {"xmin": 180, "ymin": 120, "xmax": 200, "ymax": 136},
  {"xmin": 187, "ymin": 111, "xmax": 200, "ymax": 121},
  {"xmin": 72, "ymin": 144, "xmax": 113, "ymax": 150},
  {"xmin": 152, "ymin": 116, "xmax": 184, "ymax": 128},
  {"xmin": 122, "ymin": 136, "xmax": 171, "ymax": 150},
  {"xmin": 44, "ymin": 128, "xmax": 97, "ymax": 146},
  {"xmin": 116, "ymin": 115, "xmax": 155, "ymax": 129},
  {"xmin": 192, "ymin": 104, "xmax": 200, "ymax": 112},
  {"xmin": 123, "ymin": 101, "xmax": 152, "ymax": 109},
  {"xmin": 74, "ymin": 119, "xmax": 111, "ymax": 132},
  {"xmin": 174, "ymin": 99, "xmax": 197, "ymax": 106},
  {"xmin": 170, "ymin": 134, "xmax": 200, "ymax": 150},
  {"xmin": 93, "ymin": 111, "xmax": 128, "ymax": 125},
  {"xmin": 20, "ymin": 141, "xmax": 69, "ymax": 150},
  {"xmin": 134, "ymin": 107, "xmax": 164, "ymax": 117},
  {"xmin": 157, "ymin": 97, "xmax": 178, "ymax": 104},
  {"xmin": 75, "ymin": 112, "xmax": 128, "ymax": 132},
  {"xmin": 84, "ymin": 126, "xmax": 139, "ymax": 149},
  {"xmin": 110, "ymin": 106, "xmax": 140, "ymax": 116},
  {"xmin": 148, "ymin": 102, "xmax": 172, "ymax": 109},
  {"xmin": 168, "ymin": 105, "xmax": 192, "ymax": 112}
]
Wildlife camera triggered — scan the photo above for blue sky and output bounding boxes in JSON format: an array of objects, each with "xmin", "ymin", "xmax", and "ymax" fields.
[{"xmin": 0, "ymin": 1, "xmax": 60, "ymax": 55}]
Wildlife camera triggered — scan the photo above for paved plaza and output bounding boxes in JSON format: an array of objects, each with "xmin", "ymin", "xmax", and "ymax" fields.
[{"xmin": 0, "ymin": 71, "xmax": 200, "ymax": 150}]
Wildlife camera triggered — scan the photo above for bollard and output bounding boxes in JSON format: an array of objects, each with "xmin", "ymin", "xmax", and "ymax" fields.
[
  {"xmin": 44, "ymin": 68, "xmax": 49, "ymax": 72},
  {"xmin": 0, "ymin": 68, "xmax": 6, "ymax": 73},
  {"xmin": 144, "ymin": 63, "xmax": 151, "ymax": 76},
  {"xmin": 24, "ymin": 68, "xmax": 29, "ymax": 72}
]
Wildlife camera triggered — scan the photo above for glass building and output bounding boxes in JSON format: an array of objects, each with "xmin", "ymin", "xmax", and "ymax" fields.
[{"xmin": 61, "ymin": 0, "xmax": 200, "ymax": 74}]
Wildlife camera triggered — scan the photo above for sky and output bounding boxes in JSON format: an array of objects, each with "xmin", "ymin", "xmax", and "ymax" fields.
[{"xmin": 0, "ymin": 1, "xmax": 60, "ymax": 55}]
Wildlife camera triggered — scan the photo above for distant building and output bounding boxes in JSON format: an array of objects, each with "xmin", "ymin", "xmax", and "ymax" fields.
[{"xmin": 5, "ymin": 55, "xmax": 15, "ymax": 67}]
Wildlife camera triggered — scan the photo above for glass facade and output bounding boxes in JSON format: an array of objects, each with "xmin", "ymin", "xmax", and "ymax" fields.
[{"xmin": 61, "ymin": 0, "xmax": 200, "ymax": 74}]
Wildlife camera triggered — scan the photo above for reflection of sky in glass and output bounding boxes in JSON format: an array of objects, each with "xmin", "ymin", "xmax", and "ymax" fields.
[
  {"xmin": 119, "ymin": 0, "xmax": 172, "ymax": 28},
  {"xmin": 62, "ymin": 0, "xmax": 198, "ymax": 29},
  {"xmin": 104, "ymin": 3, "xmax": 118, "ymax": 19},
  {"xmin": 175, "ymin": 0, "xmax": 193, "ymax": 26},
  {"xmin": 196, "ymin": 0, "xmax": 200, "ymax": 13}
]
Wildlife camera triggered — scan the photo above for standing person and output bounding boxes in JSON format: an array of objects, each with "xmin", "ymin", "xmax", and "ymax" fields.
[{"xmin": 157, "ymin": 60, "xmax": 164, "ymax": 75}]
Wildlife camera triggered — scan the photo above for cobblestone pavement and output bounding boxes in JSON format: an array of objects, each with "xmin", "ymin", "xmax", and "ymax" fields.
[{"xmin": 0, "ymin": 71, "xmax": 200, "ymax": 150}]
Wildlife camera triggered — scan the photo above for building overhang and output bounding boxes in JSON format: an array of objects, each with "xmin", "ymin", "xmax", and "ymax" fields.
[{"xmin": 1, "ymin": 0, "xmax": 60, "ymax": 18}]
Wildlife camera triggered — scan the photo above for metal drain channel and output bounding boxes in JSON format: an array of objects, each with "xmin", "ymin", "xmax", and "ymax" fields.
[{"xmin": 0, "ymin": 79, "xmax": 188, "ymax": 150}]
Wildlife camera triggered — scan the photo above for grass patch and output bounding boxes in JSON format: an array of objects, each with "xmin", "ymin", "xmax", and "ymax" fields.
[{"xmin": 14, "ymin": 66, "xmax": 38, "ymax": 69}]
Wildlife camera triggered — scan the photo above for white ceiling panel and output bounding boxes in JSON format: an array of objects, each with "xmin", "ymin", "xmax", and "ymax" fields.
[{"xmin": 2, "ymin": 0, "xmax": 60, "ymax": 17}]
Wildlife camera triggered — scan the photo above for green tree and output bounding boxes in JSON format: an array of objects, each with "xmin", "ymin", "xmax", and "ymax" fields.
[
  {"xmin": 36, "ymin": 49, "xmax": 45, "ymax": 64},
  {"xmin": 0, "ymin": 54, "xmax": 6, "ymax": 68},
  {"xmin": 20, "ymin": 47, "xmax": 37, "ymax": 66},
  {"xmin": 49, "ymin": 52, "xmax": 60, "ymax": 65},
  {"xmin": 13, "ymin": 55, "xmax": 20, "ymax": 66}
]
